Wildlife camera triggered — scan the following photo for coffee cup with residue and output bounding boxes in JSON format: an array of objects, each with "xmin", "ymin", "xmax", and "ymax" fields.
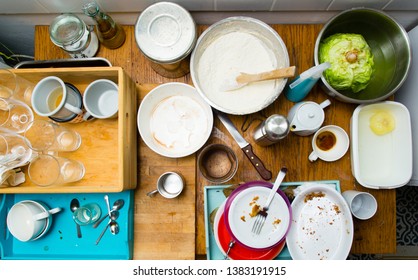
[{"xmin": 308, "ymin": 125, "xmax": 349, "ymax": 162}]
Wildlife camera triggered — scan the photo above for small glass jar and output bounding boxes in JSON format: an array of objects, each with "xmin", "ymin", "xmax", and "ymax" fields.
[
  {"xmin": 135, "ymin": 2, "xmax": 197, "ymax": 78},
  {"xmin": 49, "ymin": 13, "xmax": 99, "ymax": 58}
]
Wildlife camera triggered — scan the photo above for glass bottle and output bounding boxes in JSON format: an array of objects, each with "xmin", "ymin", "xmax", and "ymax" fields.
[{"xmin": 82, "ymin": 1, "xmax": 126, "ymax": 49}]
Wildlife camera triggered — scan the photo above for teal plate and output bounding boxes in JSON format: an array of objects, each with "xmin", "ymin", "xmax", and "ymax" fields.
[
  {"xmin": 0, "ymin": 191, "xmax": 133, "ymax": 260},
  {"xmin": 204, "ymin": 180, "xmax": 340, "ymax": 260}
]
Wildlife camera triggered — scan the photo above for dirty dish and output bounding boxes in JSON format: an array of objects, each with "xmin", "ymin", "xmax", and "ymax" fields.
[
  {"xmin": 286, "ymin": 184, "xmax": 353, "ymax": 260},
  {"xmin": 350, "ymin": 101, "xmax": 412, "ymax": 188},
  {"xmin": 137, "ymin": 82, "xmax": 213, "ymax": 158},
  {"xmin": 198, "ymin": 144, "xmax": 238, "ymax": 183},
  {"xmin": 224, "ymin": 181, "xmax": 291, "ymax": 250},
  {"xmin": 190, "ymin": 16, "xmax": 289, "ymax": 115},
  {"xmin": 214, "ymin": 200, "xmax": 285, "ymax": 260}
]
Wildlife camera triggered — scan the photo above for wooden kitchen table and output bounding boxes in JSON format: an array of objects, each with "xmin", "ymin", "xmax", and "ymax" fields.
[{"xmin": 34, "ymin": 24, "xmax": 396, "ymax": 259}]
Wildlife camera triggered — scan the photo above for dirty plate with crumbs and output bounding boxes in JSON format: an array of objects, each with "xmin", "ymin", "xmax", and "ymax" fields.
[{"xmin": 285, "ymin": 184, "xmax": 353, "ymax": 260}]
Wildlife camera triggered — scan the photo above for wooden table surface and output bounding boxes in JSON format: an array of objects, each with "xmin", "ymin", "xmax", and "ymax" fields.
[{"xmin": 34, "ymin": 24, "xmax": 396, "ymax": 259}]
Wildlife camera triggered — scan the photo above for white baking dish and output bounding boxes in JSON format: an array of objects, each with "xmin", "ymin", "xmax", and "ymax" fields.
[{"xmin": 350, "ymin": 101, "xmax": 413, "ymax": 189}]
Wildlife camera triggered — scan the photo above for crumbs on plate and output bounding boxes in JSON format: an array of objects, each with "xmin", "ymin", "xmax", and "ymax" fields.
[{"xmin": 304, "ymin": 191, "xmax": 326, "ymax": 203}]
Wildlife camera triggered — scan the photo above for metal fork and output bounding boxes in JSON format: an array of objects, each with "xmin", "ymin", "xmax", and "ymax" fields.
[{"xmin": 251, "ymin": 167, "xmax": 287, "ymax": 235}]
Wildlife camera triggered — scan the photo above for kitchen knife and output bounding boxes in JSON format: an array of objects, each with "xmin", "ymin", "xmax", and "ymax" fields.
[{"xmin": 215, "ymin": 110, "xmax": 273, "ymax": 180}]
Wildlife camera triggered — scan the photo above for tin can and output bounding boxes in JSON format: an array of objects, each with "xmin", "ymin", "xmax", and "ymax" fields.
[
  {"xmin": 49, "ymin": 13, "xmax": 99, "ymax": 58},
  {"xmin": 252, "ymin": 114, "xmax": 290, "ymax": 146},
  {"xmin": 135, "ymin": 2, "xmax": 197, "ymax": 78}
]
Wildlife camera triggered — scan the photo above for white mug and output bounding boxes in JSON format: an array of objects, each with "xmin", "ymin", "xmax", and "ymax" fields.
[
  {"xmin": 83, "ymin": 79, "xmax": 119, "ymax": 120},
  {"xmin": 31, "ymin": 76, "xmax": 83, "ymax": 122},
  {"xmin": 309, "ymin": 125, "xmax": 349, "ymax": 162},
  {"xmin": 342, "ymin": 190, "xmax": 377, "ymax": 220},
  {"xmin": 6, "ymin": 200, "xmax": 61, "ymax": 242}
]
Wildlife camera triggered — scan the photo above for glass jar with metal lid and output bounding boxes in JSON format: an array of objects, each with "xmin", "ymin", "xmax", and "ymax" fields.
[
  {"xmin": 49, "ymin": 13, "xmax": 99, "ymax": 58},
  {"xmin": 135, "ymin": 2, "xmax": 197, "ymax": 78}
]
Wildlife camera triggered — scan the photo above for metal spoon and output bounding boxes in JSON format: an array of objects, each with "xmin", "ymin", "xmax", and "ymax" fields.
[
  {"xmin": 95, "ymin": 210, "xmax": 119, "ymax": 245},
  {"xmin": 92, "ymin": 199, "xmax": 124, "ymax": 228},
  {"xmin": 70, "ymin": 198, "xmax": 82, "ymax": 238},
  {"xmin": 109, "ymin": 221, "xmax": 119, "ymax": 235}
]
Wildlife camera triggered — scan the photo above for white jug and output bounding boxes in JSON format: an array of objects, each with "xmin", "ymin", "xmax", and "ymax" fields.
[{"xmin": 287, "ymin": 99, "xmax": 331, "ymax": 136}]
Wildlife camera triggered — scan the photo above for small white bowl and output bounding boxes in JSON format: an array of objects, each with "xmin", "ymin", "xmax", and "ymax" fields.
[
  {"xmin": 137, "ymin": 82, "xmax": 213, "ymax": 158},
  {"xmin": 350, "ymin": 101, "xmax": 412, "ymax": 189}
]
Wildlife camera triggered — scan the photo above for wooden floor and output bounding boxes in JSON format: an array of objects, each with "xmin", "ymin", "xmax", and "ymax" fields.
[{"xmin": 34, "ymin": 24, "xmax": 396, "ymax": 259}]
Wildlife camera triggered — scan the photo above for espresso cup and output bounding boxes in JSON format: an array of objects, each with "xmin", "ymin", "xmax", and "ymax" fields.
[
  {"xmin": 6, "ymin": 200, "xmax": 61, "ymax": 242},
  {"xmin": 83, "ymin": 79, "xmax": 119, "ymax": 120},
  {"xmin": 147, "ymin": 171, "xmax": 184, "ymax": 199},
  {"xmin": 342, "ymin": 190, "xmax": 378, "ymax": 220},
  {"xmin": 31, "ymin": 76, "xmax": 83, "ymax": 122},
  {"xmin": 308, "ymin": 125, "xmax": 349, "ymax": 162}
]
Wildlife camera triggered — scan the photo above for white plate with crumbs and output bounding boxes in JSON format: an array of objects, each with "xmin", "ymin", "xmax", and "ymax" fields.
[{"xmin": 286, "ymin": 184, "xmax": 353, "ymax": 260}]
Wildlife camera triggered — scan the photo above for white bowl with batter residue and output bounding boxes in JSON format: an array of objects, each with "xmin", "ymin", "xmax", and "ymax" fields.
[{"xmin": 137, "ymin": 82, "xmax": 214, "ymax": 158}]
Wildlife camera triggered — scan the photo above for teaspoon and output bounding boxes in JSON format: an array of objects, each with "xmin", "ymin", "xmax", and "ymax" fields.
[
  {"xmin": 95, "ymin": 211, "xmax": 119, "ymax": 245},
  {"xmin": 70, "ymin": 198, "xmax": 82, "ymax": 238},
  {"xmin": 92, "ymin": 199, "xmax": 124, "ymax": 228}
]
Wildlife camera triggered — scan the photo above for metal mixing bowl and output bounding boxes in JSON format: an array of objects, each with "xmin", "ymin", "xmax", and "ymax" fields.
[
  {"xmin": 190, "ymin": 16, "xmax": 289, "ymax": 115},
  {"xmin": 314, "ymin": 8, "xmax": 412, "ymax": 104}
]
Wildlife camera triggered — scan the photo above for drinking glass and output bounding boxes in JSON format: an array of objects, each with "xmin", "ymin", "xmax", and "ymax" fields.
[
  {"xmin": 0, "ymin": 69, "xmax": 34, "ymax": 106},
  {"xmin": 0, "ymin": 132, "xmax": 33, "ymax": 170},
  {"xmin": 24, "ymin": 120, "xmax": 82, "ymax": 152},
  {"xmin": 0, "ymin": 97, "xmax": 34, "ymax": 133},
  {"xmin": 72, "ymin": 203, "xmax": 102, "ymax": 225},
  {"xmin": 28, "ymin": 154, "xmax": 85, "ymax": 186}
]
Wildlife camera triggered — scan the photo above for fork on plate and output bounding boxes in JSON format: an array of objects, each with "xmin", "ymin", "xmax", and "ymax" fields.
[{"xmin": 251, "ymin": 167, "xmax": 287, "ymax": 235}]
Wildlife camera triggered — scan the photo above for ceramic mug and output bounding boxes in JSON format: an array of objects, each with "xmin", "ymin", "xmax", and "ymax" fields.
[
  {"xmin": 31, "ymin": 76, "xmax": 84, "ymax": 123},
  {"xmin": 83, "ymin": 79, "xmax": 119, "ymax": 120},
  {"xmin": 6, "ymin": 200, "xmax": 61, "ymax": 242},
  {"xmin": 308, "ymin": 125, "xmax": 349, "ymax": 162}
]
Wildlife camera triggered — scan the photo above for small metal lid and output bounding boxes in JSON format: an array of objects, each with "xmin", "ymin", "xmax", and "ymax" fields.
[
  {"xmin": 265, "ymin": 114, "xmax": 289, "ymax": 140},
  {"xmin": 49, "ymin": 14, "xmax": 86, "ymax": 47},
  {"xmin": 135, "ymin": 2, "xmax": 197, "ymax": 64}
]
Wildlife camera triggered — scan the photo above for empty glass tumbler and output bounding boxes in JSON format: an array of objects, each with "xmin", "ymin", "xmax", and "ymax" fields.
[
  {"xmin": 72, "ymin": 203, "xmax": 101, "ymax": 225},
  {"xmin": 24, "ymin": 120, "xmax": 81, "ymax": 152},
  {"xmin": 0, "ymin": 132, "xmax": 33, "ymax": 170},
  {"xmin": 28, "ymin": 154, "xmax": 85, "ymax": 187},
  {"xmin": 0, "ymin": 69, "xmax": 34, "ymax": 106},
  {"xmin": 0, "ymin": 97, "xmax": 34, "ymax": 133}
]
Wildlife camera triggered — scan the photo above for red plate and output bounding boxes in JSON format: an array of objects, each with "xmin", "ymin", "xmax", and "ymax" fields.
[{"xmin": 215, "ymin": 201, "xmax": 285, "ymax": 260}]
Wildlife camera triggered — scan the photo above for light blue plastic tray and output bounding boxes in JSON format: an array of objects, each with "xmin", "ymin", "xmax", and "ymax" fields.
[
  {"xmin": 204, "ymin": 180, "xmax": 340, "ymax": 260},
  {"xmin": 0, "ymin": 191, "xmax": 134, "ymax": 260}
]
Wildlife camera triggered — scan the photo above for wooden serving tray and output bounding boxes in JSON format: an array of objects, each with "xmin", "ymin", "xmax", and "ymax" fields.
[{"xmin": 0, "ymin": 67, "xmax": 137, "ymax": 193}]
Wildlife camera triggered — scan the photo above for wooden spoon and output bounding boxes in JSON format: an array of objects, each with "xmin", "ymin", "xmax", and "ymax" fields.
[{"xmin": 220, "ymin": 66, "xmax": 296, "ymax": 91}]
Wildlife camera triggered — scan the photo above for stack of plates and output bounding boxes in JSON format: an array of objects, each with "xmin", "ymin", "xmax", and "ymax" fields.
[{"xmin": 213, "ymin": 181, "xmax": 291, "ymax": 260}]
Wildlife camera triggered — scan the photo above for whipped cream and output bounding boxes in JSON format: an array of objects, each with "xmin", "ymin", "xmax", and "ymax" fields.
[{"xmin": 150, "ymin": 95, "xmax": 208, "ymax": 153}]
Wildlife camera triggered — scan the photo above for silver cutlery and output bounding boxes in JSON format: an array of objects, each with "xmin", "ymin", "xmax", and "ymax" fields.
[{"xmin": 251, "ymin": 167, "xmax": 287, "ymax": 235}]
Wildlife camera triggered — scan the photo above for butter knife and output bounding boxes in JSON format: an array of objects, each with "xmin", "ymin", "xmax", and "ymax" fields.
[{"xmin": 215, "ymin": 110, "xmax": 272, "ymax": 180}]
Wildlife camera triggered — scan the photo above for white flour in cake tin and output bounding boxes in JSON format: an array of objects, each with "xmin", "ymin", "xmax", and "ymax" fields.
[{"xmin": 197, "ymin": 31, "xmax": 283, "ymax": 114}]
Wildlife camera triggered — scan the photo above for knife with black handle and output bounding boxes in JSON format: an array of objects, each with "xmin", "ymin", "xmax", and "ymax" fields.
[{"xmin": 215, "ymin": 110, "xmax": 273, "ymax": 181}]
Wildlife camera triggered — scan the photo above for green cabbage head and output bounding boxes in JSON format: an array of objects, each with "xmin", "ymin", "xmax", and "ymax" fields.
[{"xmin": 319, "ymin": 33, "xmax": 374, "ymax": 93}]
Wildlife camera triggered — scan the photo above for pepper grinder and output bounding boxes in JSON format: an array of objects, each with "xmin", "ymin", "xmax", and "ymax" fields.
[{"xmin": 252, "ymin": 114, "xmax": 290, "ymax": 146}]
